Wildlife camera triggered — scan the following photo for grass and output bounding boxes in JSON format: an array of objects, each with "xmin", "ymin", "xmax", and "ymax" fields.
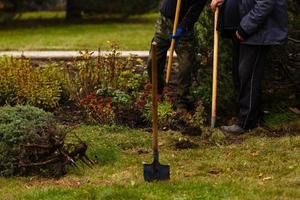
[
  {"xmin": 0, "ymin": 118, "xmax": 299, "ymax": 200},
  {"xmin": 0, "ymin": 11, "xmax": 157, "ymax": 51}
]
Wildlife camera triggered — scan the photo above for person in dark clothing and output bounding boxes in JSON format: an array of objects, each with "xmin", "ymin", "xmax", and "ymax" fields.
[
  {"xmin": 160, "ymin": 0, "xmax": 206, "ymax": 31},
  {"xmin": 211, "ymin": 0, "xmax": 288, "ymax": 133},
  {"xmin": 147, "ymin": 0, "xmax": 207, "ymax": 113}
]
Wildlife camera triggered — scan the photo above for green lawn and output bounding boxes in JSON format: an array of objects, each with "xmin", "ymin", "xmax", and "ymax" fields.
[
  {"xmin": 0, "ymin": 119, "xmax": 299, "ymax": 200},
  {"xmin": 0, "ymin": 12, "xmax": 157, "ymax": 51}
]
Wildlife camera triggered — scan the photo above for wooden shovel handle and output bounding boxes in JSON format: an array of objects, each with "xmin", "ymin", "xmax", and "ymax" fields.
[
  {"xmin": 211, "ymin": 7, "xmax": 220, "ymax": 128},
  {"xmin": 151, "ymin": 42, "xmax": 159, "ymax": 152},
  {"xmin": 166, "ymin": 0, "xmax": 182, "ymax": 84}
]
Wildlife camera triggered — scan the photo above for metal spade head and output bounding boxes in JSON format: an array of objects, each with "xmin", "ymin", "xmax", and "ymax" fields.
[{"xmin": 143, "ymin": 159, "xmax": 170, "ymax": 182}]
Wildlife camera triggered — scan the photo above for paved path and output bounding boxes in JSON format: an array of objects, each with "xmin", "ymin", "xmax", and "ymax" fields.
[
  {"xmin": 0, "ymin": 50, "xmax": 177, "ymax": 60},
  {"xmin": 0, "ymin": 51, "xmax": 150, "ymax": 60}
]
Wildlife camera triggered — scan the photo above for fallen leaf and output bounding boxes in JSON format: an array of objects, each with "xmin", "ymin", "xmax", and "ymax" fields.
[
  {"xmin": 208, "ymin": 169, "xmax": 222, "ymax": 175},
  {"xmin": 184, "ymin": 172, "xmax": 195, "ymax": 177},
  {"xmin": 251, "ymin": 151, "xmax": 260, "ymax": 156},
  {"xmin": 289, "ymin": 107, "xmax": 300, "ymax": 115},
  {"xmin": 131, "ymin": 180, "xmax": 135, "ymax": 186},
  {"xmin": 288, "ymin": 165, "xmax": 294, "ymax": 169},
  {"xmin": 225, "ymin": 149, "xmax": 232, "ymax": 158},
  {"xmin": 263, "ymin": 176, "xmax": 273, "ymax": 181},
  {"xmin": 258, "ymin": 181, "xmax": 264, "ymax": 186}
]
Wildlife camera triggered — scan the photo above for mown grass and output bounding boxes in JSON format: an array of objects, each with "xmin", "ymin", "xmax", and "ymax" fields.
[
  {"xmin": 0, "ymin": 11, "xmax": 157, "ymax": 51},
  {"xmin": 0, "ymin": 117, "xmax": 299, "ymax": 200}
]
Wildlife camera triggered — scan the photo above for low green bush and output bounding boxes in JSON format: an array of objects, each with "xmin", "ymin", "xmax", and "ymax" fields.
[
  {"xmin": 0, "ymin": 105, "xmax": 92, "ymax": 177},
  {"xmin": 0, "ymin": 105, "xmax": 60, "ymax": 176}
]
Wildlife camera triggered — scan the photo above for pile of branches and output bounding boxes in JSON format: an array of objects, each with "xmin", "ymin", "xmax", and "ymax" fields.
[
  {"xmin": 18, "ymin": 131, "xmax": 94, "ymax": 177},
  {"xmin": 0, "ymin": 105, "xmax": 93, "ymax": 177}
]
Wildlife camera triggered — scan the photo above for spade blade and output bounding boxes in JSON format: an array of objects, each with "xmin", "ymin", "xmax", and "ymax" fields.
[{"xmin": 143, "ymin": 160, "xmax": 170, "ymax": 182}]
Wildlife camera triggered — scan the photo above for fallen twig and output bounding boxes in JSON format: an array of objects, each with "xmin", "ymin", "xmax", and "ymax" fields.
[{"xmin": 288, "ymin": 37, "xmax": 300, "ymax": 44}]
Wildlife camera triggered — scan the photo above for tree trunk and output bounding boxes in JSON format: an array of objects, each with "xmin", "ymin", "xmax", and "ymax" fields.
[{"xmin": 66, "ymin": 0, "xmax": 81, "ymax": 20}]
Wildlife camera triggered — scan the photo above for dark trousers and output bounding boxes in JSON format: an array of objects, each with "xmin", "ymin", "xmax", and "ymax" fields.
[
  {"xmin": 147, "ymin": 15, "xmax": 196, "ymax": 108},
  {"xmin": 232, "ymin": 40, "xmax": 270, "ymax": 129}
]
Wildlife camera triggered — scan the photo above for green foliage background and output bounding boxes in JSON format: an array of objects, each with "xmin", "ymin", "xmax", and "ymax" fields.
[{"xmin": 193, "ymin": 7, "xmax": 235, "ymax": 112}]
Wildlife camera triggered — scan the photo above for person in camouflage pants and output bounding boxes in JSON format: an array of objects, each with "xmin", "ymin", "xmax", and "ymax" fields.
[{"xmin": 147, "ymin": 0, "xmax": 207, "ymax": 112}]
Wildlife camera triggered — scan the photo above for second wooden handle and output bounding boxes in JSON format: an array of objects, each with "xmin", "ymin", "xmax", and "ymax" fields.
[
  {"xmin": 166, "ymin": 0, "xmax": 182, "ymax": 83},
  {"xmin": 211, "ymin": 7, "xmax": 220, "ymax": 128}
]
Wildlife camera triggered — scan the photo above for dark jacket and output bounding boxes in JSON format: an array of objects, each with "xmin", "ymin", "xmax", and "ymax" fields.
[
  {"xmin": 238, "ymin": 0, "xmax": 288, "ymax": 45},
  {"xmin": 160, "ymin": 0, "xmax": 207, "ymax": 31},
  {"xmin": 218, "ymin": 0, "xmax": 241, "ymax": 38}
]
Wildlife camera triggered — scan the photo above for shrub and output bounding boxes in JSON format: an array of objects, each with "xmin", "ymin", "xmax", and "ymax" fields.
[
  {"xmin": 66, "ymin": 43, "xmax": 147, "ymax": 126},
  {"xmin": 0, "ymin": 105, "xmax": 91, "ymax": 177},
  {"xmin": 79, "ymin": 93, "xmax": 116, "ymax": 125},
  {"xmin": 288, "ymin": 0, "xmax": 299, "ymax": 39},
  {"xmin": 181, "ymin": 101, "xmax": 207, "ymax": 130},
  {"xmin": 65, "ymin": 44, "xmax": 146, "ymax": 103},
  {"xmin": 0, "ymin": 105, "xmax": 59, "ymax": 176},
  {"xmin": 0, "ymin": 57, "xmax": 65, "ymax": 109},
  {"xmin": 142, "ymin": 100, "xmax": 178, "ymax": 129}
]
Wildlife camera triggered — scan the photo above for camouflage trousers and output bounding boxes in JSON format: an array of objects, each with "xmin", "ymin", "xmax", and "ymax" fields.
[{"xmin": 147, "ymin": 14, "xmax": 196, "ymax": 109}]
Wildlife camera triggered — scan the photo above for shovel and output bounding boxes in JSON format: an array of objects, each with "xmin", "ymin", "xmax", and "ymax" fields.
[
  {"xmin": 144, "ymin": 42, "xmax": 170, "ymax": 182},
  {"xmin": 165, "ymin": 0, "xmax": 182, "ymax": 84},
  {"xmin": 211, "ymin": 7, "xmax": 220, "ymax": 128}
]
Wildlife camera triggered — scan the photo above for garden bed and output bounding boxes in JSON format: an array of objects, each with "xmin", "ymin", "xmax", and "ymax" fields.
[
  {"xmin": 0, "ymin": 42, "xmax": 299, "ymax": 129},
  {"xmin": 0, "ymin": 41, "xmax": 299, "ymax": 179}
]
